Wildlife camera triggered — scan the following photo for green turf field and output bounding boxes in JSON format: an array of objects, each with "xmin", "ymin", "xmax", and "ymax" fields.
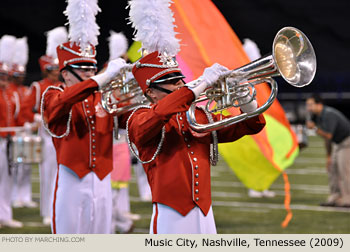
[{"xmin": 1, "ymin": 135, "xmax": 349, "ymax": 234}]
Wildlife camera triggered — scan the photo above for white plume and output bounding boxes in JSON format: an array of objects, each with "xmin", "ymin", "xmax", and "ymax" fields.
[
  {"xmin": 128, "ymin": 0, "xmax": 180, "ymax": 57},
  {"xmin": 64, "ymin": 0, "xmax": 101, "ymax": 49},
  {"xmin": 12, "ymin": 37, "xmax": 29, "ymax": 67},
  {"xmin": 0, "ymin": 35, "xmax": 17, "ymax": 64},
  {"xmin": 46, "ymin": 26, "xmax": 68, "ymax": 58},
  {"xmin": 108, "ymin": 31, "xmax": 128, "ymax": 61},
  {"xmin": 243, "ymin": 38, "xmax": 261, "ymax": 61}
]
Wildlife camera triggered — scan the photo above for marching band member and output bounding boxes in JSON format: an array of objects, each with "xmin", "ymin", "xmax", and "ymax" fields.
[
  {"xmin": 41, "ymin": 0, "xmax": 129, "ymax": 234},
  {"xmin": 0, "ymin": 35, "xmax": 23, "ymax": 228},
  {"xmin": 108, "ymin": 31, "xmax": 135, "ymax": 233},
  {"xmin": 19, "ymin": 27, "xmax": 68, "ymax": 225},
  {"xmin": 10, "ymin": 37, "xmax": 38, "ymax": 209},
  {"xmin": 127, "ymin": 0, "xmax": 266, "ymax": 233}
]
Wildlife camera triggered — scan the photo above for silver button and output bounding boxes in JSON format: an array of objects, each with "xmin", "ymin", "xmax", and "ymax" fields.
[
  {"xmin": 187, "ymin": 144, "xmax": 191, "ymax": 148},
  {"xmin": 179, "ymin": 117, "xmax": 183, "ymax": 120},
  {"xmin": 184, "ymin": 137, "xmax": 188, "ymax": 142},
  {"xmin": 91, "ymin": 121, "xmax": 95, "ymax": 124},
  {"xmin": 86, "ymin": 104, "xmax": 89, "ymax": 108},
  {"xmin": 196, "ymin": 197, "xmax": 199, "ymax": 201},
  {"xmin": 92, "ymin": 145, "xmax": 96, "ymax": 149},
  {"xmin": 92, "ymin": 126, "xmax": 95, "ymax": 130},
  {"xmin": 182, "ymin": 124, "xmax": 184, "ymax": 128},
  {"xmin": 195, "ymin": 189, "xmax": 199, "ymax": 194},
  {"xmin": 195, "ymin": 182, "xmax": 199, "ymax": 186},
  {"xmin": 182, "ymin": 131, "xmax": 185, "ymax": 135},
  {"xmin": 89, "ymin": 116, "xmax": 93, "ymax": 119},
  {"xmin": 84, "ymin": 99, "xmax": 88, "ymax": 102},
  {"xmin": 195, "ymin": 173, "xmax": 199, "ymax": 178},
  {"xmin": 92, "ymin": 139, "xmax": 96, "ymax": 143},
  {"xmin": 92, "ymin": 152, "xmax": 96, "ymax": 156},
  {"xmin": 195, "ymin": 165, "xmax": 198, "ymax": 170},
  {"xmin": 92, "ymin": 157, "xmax": 96, "ymax": 161},
  {"xmin": 193, "ymin": 157, "xmax": 197, "ymax": 162},
  {"xmin": 92, "ymin": 133, "xmax": 95, "ymax": 136},
  {"xmin": 191, "ymin": 151, "xmax": 194, "ymax": 155},
  {"xmin": 87, "ymin": 110, "xmax": 90, "ymax": 113},
  {"xmin": 92, "ymin": 164, "xmax": 96, "ymax": 168}
]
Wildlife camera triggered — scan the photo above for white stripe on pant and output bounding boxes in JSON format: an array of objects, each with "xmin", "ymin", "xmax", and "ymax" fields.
[
  {"xmin": 150, "ymin": 202, "xmax": 217, "ymax": 234},
  {"xmin": 52, "ymin": 164, "xmax": 112, "ymax": 234}
]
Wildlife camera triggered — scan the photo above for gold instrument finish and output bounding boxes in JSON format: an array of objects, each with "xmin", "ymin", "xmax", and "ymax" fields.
[
  {"xmin": 100, "ymin": 66, "xmax": 149, "ymax": 115},
  {"xmin": 187, "ymin": 27, "xmax": 317, "ymax": 133}
]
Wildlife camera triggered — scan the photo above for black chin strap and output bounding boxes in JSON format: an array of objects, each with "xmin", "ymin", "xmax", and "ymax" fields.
[
  {"xmin": 149, "ymin": 84, "xmax": 173, "ymax": 94},
  {"xmin": 64, "ymin": 65, "xmax": 84, "ymax": 82}
]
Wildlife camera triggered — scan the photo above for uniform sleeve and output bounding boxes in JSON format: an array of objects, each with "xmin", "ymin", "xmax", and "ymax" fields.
[
  {"xmin": 42, "ymin": 79, "xmax": 99, "ymax": 133},
  {"xmin": 128, "ymin": 87, "xmax": 195, "ymax": 146},
  {"xmin": 215, "ymin": 112, "xmax": 266, "ymax": 143},
  {"xmin": 16, "ymin": 84, "xmax": 38, "ymax": 125}
]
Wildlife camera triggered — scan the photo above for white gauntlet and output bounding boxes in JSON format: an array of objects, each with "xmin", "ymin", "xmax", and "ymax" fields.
[
  {"xmin": 185, "ymin": 77, "xmax": 206, "ymax": 99},
  {"xmin": 239, "ymin": 95, "xmax": 258, "ymax": 113},
  {"xmin": 91, "ymin": 58, "xmax": 127, "ymax": 87}
]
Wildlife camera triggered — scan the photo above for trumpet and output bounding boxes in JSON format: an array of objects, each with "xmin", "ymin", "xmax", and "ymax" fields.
[
  {"xmin": 187, "ymin": 27, "xmax": 317, "ymax": 133},
  {"xmin": 100, "ymin": 65, "xmax": 149, "ymax": 115}
]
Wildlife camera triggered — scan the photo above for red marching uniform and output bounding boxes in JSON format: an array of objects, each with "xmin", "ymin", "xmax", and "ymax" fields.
[
  {"xmin": 43, "ymin": 79, "xmax": 115, "ymax": 180},
  {"xmin": 127, "ymin": 50, "xmax": 266, "ymax": 233},
  {"xmin": 128, "ymin": 87, "xmax": 265, "ymax": 215}
]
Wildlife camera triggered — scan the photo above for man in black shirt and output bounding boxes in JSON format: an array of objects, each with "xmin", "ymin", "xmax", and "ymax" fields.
[{"xmin": 306, "ymin": 94, "xmax": 350, "ymax": 207}]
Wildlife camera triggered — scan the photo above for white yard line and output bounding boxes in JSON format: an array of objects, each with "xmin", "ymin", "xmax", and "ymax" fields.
[
  {"xmin": 213, "ymin": 200, "xmax": 350, "ymax": 213},
  {"xmin": 286, "ymin": 168, "xmax": 326, "ymax": 175},
  {"xmin": 211, "ymin": 180, "xmax": 329, "ymax": 193}
]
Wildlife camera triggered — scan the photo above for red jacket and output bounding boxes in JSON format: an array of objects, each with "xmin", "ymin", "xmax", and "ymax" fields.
[
  {"xmin": 18, "ymin": 78, "xmax": 61, "ymax": 125},
  {"xmin": 128, "ymin": 87, "xmax": 266, "ymax": 216},
  {"xmin": 42, "ymin": 79, "xmax": 126, "ymax": 180},
  {"xmin": 0, "ymin": 87, "xmax": 20, "ymax": 137}
]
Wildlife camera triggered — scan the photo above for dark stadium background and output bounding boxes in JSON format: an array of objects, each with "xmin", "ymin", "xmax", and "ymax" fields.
[{"xmin": 1, "ymin": 0, "xmax": 349, "ymax": 119}]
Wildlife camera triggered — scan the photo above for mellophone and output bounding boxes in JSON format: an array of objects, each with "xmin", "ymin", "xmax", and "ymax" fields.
[{"xmin": 0, "ymin": 126, "xmax": 43, "ymax": 164}]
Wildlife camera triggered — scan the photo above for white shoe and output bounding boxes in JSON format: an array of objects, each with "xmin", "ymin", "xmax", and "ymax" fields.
[
  {"xmin": 262, "ymin": 190, "xmax": 276, "ymax": 198},
  {"xmin": 23, "ymin": 201, "xmax": 38, "ymax": 208},
  {"xmin": 43, "ymin": 217, "xmax": 51, "ymax": 226},
  {"xmin": 248, "ymin": 189, "xmax": 263, "ymax": 198},
  {"xmin": 12, "ymin": 201, "xmax": 24, "ymax": 208},
  {"xmin": 140, "ymin": 195, "xmax": 152, "ymax": 202},
  {"xmin": 0, "ymin": 219, "xmax": 23, "ymax": 228},
  {"xmin": 123, "ymin": 212, "xmax": 141, "ymax": 221}
]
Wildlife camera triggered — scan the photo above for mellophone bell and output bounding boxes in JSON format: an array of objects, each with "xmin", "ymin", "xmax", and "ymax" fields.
[
  {"xmin": 187, "ymin": 26, "xmax": 317, "ymax": 133},
  {"xmin": 0, "ymin": 126, "xmax": 42, "ymax": 164}
]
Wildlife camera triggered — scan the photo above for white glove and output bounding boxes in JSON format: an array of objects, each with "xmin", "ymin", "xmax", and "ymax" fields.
[
  {"xmin": 185, "ymin": 63, "xmax": 229, "ymax": 98},
  {"xmin": 239, "ymin": 94, "xmax": 258, "ymax": 113},
  {"xmin": 91, "ymin": 58, "xmax": 127, "ymax": 87},
  {"xmin": 124, "ymin": 71, "xmax": 134, "ymax": 83},
  {"xmin": 34, "ymin": 113, "xmax": 42, "ymax": 123},
  {"xmin": 24, "ymin": 122, "xmax": 33, "ymax": 132},
  {"xmin": 202, "ymin": 63, "xmax": 229, "ymax": 88}
]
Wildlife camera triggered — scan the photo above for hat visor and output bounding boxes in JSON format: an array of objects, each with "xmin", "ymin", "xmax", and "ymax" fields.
[{"xmin": 152, "ymin": 72, "xmax": 185, "ymax": 84}]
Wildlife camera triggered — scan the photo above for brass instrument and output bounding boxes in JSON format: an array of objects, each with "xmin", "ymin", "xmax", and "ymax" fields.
[
  {"xmin": 100, "ymin": 66, "xmax": 149, "ymax": 115},
  {"xmin": 187, "ymin": 27, "xmax": 317, "ymax": 133}
]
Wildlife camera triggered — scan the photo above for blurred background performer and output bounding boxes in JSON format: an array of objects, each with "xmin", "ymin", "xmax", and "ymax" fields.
[
  {"xmin": 0, "ymin": 35, "xmax": 23, "ymax": 228},
  {"xmin": 306, "ymin": 94, "xmax": 350, "ymax": 208},
  {"xmin": 41, "ymin": 0, "xmax": 129, "ymax": 234},
  {"xmin": 127, "ymin": 0, "xmax": 265, "ymax": 234},
  {"xmin": 108, "ymin": 31, "xmax": 135, "ymax": 233},
  {"xmin": 242, "ymin": 38, "xmax": 275, "ymax": 199},
  {"xmin": 19, "ymin": 26, "xmax": 68, "ymax": 225},
  {"xmin": 10, "ymin": 37, "xmax": 39, "ymax": 209}
]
